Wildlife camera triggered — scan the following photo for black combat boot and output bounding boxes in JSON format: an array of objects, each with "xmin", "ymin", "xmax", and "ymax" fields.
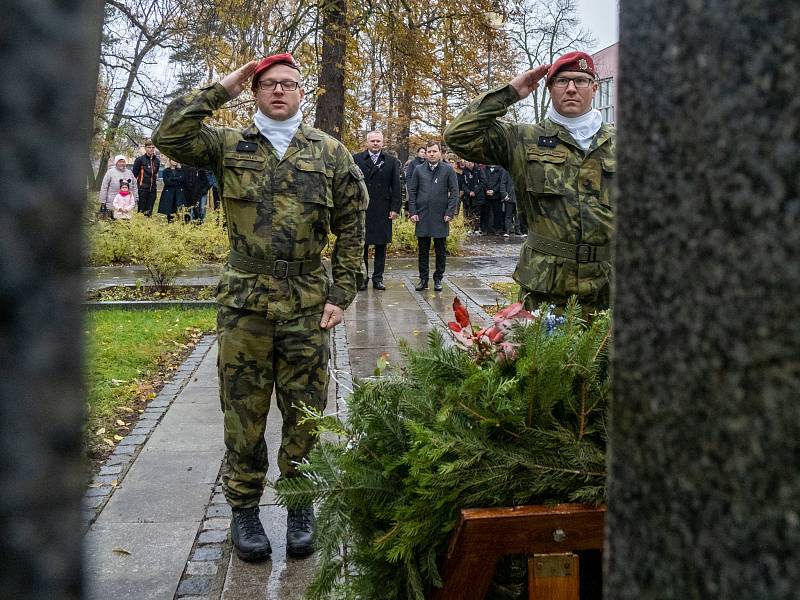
[
  {"xmin": 231, "ymin": 507, "xmax": 271, "ymax": 562},
  {"xmin": 359, "ymin": 276, "xmax": 369, "ymax": 291},
  {"xmin": 414, "ymin": 277, "xmax": 428, "ymax": 291},
  {"xmin": 372, "ymin": 278, "xmax": 386, "ymax": 290},
  {"xmin": 433, "ymin": 279, "xmax": 443, "ymax": 292},
  {"xmin": 286, "ymin": 507, "xmax": 316, "ymax": 557}
]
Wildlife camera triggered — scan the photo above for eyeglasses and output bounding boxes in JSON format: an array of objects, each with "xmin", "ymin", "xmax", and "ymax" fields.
[
  {"xmin": 552, "ymin": 76, "xmax": 595, "ymax": 89},
  {"xmin": 257, "ymin": 80, "xmax": 300, "ymax": 92}
]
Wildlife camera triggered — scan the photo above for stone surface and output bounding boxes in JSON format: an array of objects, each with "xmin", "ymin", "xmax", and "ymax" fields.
[
  {"xmin": 193, "ymin": 547, "xmax": 223, "ymax": 561},
  {"xmin": 608, "ymin": 3, "xmax": 800, "ymax": 598},
  {"xmin": 176, "ymin": 576, "xmax": 213, "ymax": 597}
]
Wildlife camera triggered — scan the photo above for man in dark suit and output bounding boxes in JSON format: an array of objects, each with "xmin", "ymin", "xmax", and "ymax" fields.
[{"xmin": 353, "ymin": 131, "xmax": 402, "ymax": 290}]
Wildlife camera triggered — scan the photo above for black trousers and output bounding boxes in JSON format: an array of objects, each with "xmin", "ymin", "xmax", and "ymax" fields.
[
  {"xmin": 503, "ymin": 202, "xmax": 521, "ymax": 234},
  {"xmin": 363, "ymin": 244, "xmax": 387, "ymax": 281},
  {"xmin": 479, "ymin": 202, "xmax": 495, "ymax": 234},
  {"xmin": 138, "ymin": 189, "xmax": 158, "ymax": 214},
  {"xmin": 417, "ymin": 236, "xmax": 446, "ymax": 281}
]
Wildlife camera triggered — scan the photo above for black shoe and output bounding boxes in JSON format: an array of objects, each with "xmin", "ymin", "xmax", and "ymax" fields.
[
  {"xmin": 433, "ymin": 280, "xmax": 443, "ymax": 292},
  {"xmin": 231, "ymin": 507, "xmax": 271, "ymax": 562},
  {"xmin": 359, "ymin": 277, "xmax": 369, "ymax": 291},
  {"xmin": 372, "ymin": 279, "xmax": 386, "ymax": 290},
  {"xmin": 286, "ymin": 507, "xmax": 316, "ymax": 557},
  {"xmin": 415, "ymin": 278, "xmax": 428, "ymax": 291}
]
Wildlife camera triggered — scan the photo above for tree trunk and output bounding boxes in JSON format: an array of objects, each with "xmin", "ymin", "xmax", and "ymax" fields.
[{"xmin": 314, "ymin": 0, "xmax": 347, "ymax": 139}]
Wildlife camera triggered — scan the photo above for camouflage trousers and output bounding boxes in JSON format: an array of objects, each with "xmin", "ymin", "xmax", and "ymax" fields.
[{"xmin": 217, "ymin": 305, "xmax": 329, "ymax": 509}]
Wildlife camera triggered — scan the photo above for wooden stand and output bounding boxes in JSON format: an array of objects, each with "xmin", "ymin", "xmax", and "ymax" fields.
[{"xmin": 430, "ymin": 504, "xmax": 605, "ymax": 600}]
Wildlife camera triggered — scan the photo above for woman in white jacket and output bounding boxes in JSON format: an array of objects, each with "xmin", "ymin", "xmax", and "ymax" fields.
[{"xmin": 98, "ymin": 155, "xmax": 138, "ymax": 217}]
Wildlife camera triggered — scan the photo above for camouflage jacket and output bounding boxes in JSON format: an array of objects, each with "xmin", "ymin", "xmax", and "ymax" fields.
[
  {"xmin": 152, "ymin": 83, "xmax": 367, "ymax": 319},
  {"xmin": 444, "ymin": 84, "xmax": 616, "ymax": 302}
]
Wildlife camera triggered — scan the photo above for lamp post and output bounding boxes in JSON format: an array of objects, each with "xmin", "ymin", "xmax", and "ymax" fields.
[{"xmin": 485, "ymin": 11, "xmax": 505, "ymax": 88}]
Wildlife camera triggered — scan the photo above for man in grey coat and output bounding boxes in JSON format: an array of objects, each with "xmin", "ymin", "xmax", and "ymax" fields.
[{"xmin": 407, "ymin": 141, "xmax": 459, "ymax": 291}]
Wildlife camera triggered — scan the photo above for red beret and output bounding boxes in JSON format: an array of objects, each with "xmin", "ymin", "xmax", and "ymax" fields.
[
  {"xmin": 546, "ymin": 51, "xmax": 596, "ymax": 84},
  {"xmin": 251, "ymin": 53, "xmax": 301, "ymax": 88}
]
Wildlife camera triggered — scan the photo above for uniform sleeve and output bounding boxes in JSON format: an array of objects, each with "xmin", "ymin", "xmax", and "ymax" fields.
[
  {"xmin": 151, "ymin": 83, "xmax": 230, "ymax": 171},
  {"xmin": 327, "ymin": 151, "xmax": 368, "ymax": 309},
  {"xmin": 443, "ymin": 84, "xmax": 521, "ymax": 169}
]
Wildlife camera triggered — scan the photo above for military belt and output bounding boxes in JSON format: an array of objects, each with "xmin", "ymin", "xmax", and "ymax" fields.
[
  {"xmin": 526, "ymin": 232, "xmax": 610, "ymax": 263},
  {"xmin": 228, "ymin": 249, "xmax": 322, "ymax": 278}
]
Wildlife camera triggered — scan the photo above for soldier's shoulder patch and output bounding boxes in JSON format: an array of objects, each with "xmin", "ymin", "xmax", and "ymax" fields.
[{"xmin": 348, "ymin": 164, "xmax": 365, "ymax": 180}]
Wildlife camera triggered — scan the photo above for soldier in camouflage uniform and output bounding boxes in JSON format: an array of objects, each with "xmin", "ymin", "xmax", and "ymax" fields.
[
  {"xmin": 152, "ymin": 53, "xmax": 367, "ymax": 562},
  {"xmin": 444, "ymin": 52, "xmax": 615, "ymax": 315}
]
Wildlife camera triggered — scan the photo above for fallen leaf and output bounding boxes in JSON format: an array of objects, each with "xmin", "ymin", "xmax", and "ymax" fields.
[
  {"xmin": 116, "ymin": 420, "xmax": 126, "ymax": 426},
  {"xmin": 112, "ymin": 547, "xmax": 131, "ymax": 555},
  {"xmin": 113, "ymin": 435, "xmax": 124, "ymax": 441},
  {"xmin": 103, "ymin": 438, "xmax": 115, "ymax": 446},
  {"xmin": 95, "ymin": 428, "xmax": 106, "ymax": 436}
]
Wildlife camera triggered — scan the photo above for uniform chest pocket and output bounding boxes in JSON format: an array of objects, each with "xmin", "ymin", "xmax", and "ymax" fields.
[
  {"xmin": 222, "ymin": 153, "xmax": 267, "ymax": 202},
  {"xmin": 526, "ymin": 147, "xmax": 567, "ymax": 195},
  {"xmin": 600, "ymin": 158, "xmax": 616, "ymax": 208},
  {"xmin": 294, "ymin": 159, "xmax": 334, "ymax": 207}
]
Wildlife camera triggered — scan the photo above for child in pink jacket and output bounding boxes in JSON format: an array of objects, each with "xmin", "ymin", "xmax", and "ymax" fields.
[{"xmin": 112, "ymin": 180, "xmax": 136, "ymax": 220}]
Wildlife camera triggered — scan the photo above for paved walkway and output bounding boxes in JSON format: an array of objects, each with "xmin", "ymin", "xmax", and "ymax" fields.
[{"xmin": 83, "ymin": 246, "xmax": 518, "ymax": 599}]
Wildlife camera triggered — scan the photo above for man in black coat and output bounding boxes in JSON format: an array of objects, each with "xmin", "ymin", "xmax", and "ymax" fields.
[
  {"xmin": 481, "ymin": 164, "xmax": 506, "ymax": 235},
  {"xmin": 407, "ymin": 141, "xmax": 459, "ymax": 292},
  {"xmin": 132, "ymin": 139, "xmax": 161, "ymax": 215},
  {"xmin": 353, "ymin": 131, "xmax": 401, "ymax": 290},
  {"xmin": 458, "ymin": 159, "xmax": 484, "ymax": 232}
]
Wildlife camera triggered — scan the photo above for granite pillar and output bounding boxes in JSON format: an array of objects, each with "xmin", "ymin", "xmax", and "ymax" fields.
[
  {"xmin": 0, "ymin": 1, "xmax": 103, "ymax": 598},
  {"xmin": 607, "ymin": 2, "xmax": 800, "ymax": 598}
]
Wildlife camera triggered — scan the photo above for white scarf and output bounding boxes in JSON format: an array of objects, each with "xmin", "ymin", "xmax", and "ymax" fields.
[
  {"xmin": 546, "ymin": 105, "xmax": 603, "ymax": 152},
  {"xmin": 253, "ymin": 108, "xmax": 303, "ymax": 159}
]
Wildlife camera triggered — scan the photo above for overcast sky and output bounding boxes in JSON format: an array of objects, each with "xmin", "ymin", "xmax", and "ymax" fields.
[{"xmin": 575, "ymin": 0, "xmax": 620, "ymax": 52}]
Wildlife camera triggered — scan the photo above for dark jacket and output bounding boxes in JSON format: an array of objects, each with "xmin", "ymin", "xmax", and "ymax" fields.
[
  {"xmin": 500, "ymin": 167, "xmax": 516, "ymax": 204},
  {"xmin": 481, "ymin": 165, "xmax": 506, "ymax": 204},
  {"xmin": 353, "ymin": 150, "xmax": 402, "ymax": 245},
  {"xmin": 407, "ymin": 161, "xmax": 459, "ymax": 238},
  {"xmin": 458, "ymin": 165, "xmax": 485, "ymax": 208},
  {"xmin": 183, "ymin": 167, "xmax": 211, "ymax": 207},
  {"xmin": 404, "ymin": 156, "xmax": 425, "ymax": 181},
  {"xmin": 132, "ymin": 154, "xmax": 161, "ymax": 192},
  {"xmin": 158, "ymin": 167, "xmax": 186, "ymax": 215}
]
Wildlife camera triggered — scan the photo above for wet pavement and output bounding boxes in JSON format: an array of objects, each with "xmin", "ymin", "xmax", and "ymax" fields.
[{"xmin": 83, "ymin": 238, "xmax": 520, "ymax": 599}]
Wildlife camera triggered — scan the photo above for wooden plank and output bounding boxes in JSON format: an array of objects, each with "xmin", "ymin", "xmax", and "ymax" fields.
[
  {"xmin": 529, "ymin": 553, "xmax": 580, "ymax": 600},
  {"xmin": 431, "ymin": 504, "xmax": 605, "ymax": 600}
]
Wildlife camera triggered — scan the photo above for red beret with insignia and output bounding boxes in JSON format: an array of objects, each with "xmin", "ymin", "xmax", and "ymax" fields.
[
  {"xmin": 546, "ymin": 51, "xmax": 596, "ymax": 84},
  {"xmin": 251, "ymin": 53, "xmax": 301, "ymax": 89}
]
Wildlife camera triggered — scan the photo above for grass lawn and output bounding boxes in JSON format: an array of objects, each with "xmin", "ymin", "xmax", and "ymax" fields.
[
  {"xmin": 84, "ymin": 307, "xmax": 217, "ymax": 471},
  {"xmin": 484, "ymin": 281, "xmax": 521, "ymax": 315}
]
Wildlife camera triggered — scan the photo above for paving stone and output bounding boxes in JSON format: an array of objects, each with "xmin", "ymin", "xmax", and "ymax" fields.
[
  {"xmin": 82, "ymin": 495, "xmax": 106, "ymax": 509},
  {"xmin": 118, "ymin": 434, "xmax": 147, "ymax": 446},
  {"xmin": 186, "ymin": 560, "xmax": 218, "ymax": 576},
  {"xmin": 111, "ymin": 445, "xmax": 136, "ymax": 456},
  {"xmin": 176, "ymin": 576, "xmax": 213, "ymax": 597},
  {"xmin": 98, "ymin": 464, "xmax": 123, "ymax": 476},
  {"xmin": 131, "ymin": 427, "xmax": 153, "ymax": 435},
  {"xmin": 104, "ymin": 453, "xmax": 131, "ymax": 467},
  {"xmin": 148, "ymin": 399, "xmax": 171, "ymax": 408},
  {"xmin": 198, "ymin": 529, "xmax": 228, "ymax": 544},
  {"xmin": 203, "ymin": 517, "xmax": 230, "ymax": 530},
  {"xmin": 96, "ymin": 482, "xmax": 213, "ymax": 524},
  {"xmin": 192, "ymin": 546, "xmax": 223, "ymax": 561},
  {"xmin": 206, "ymin": 504, "xmax": 231, "ymax": 519},
  {"xmin": 92, "ymin": 475, "xmax": 119, "ymax": 486},
  {"xmin": 85, "ymin": 486, "xmax": 112, "ymax": 497}
]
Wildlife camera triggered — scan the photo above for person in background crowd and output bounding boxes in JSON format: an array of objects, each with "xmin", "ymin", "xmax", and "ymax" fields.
[
  {"xmin": 112, "ymin": 180, "xmax": 136, "ymax": 220},
  {"xmin": 207, "ymin": 170, "xmax": 221, "ymax": 211},
  {"xmin": 404, "ymin": 146, "xmax": 426, "ymax": 182},
  {"xmin": 458, "ymin": 159, "xmax": 484, "ymax": 233},
  {"xmin": 353, "ymin": 130, "xmax": 401, "ymax": 291},
  {"xmin": 158, "ymin": 159, "xmax": 186, "ymax": 222},
  {"xmin": 132, "ymin": 140, "xmax": 160, "ymax": 215},
  {"xmin": 501, "ymin": 167, "xmax": 522, "ymax": 237},
  {"xmin": 98, "ymin": 154, "xmax": 138, "ymax": 219},
  {"xmin": 445, "ymin": 51, "xmax": 615, "ymax": 313},
  {"xmin": 480, "ymin": 164, "xmax": 505, "ymax": 235},
  {"xmin": 184, "ymin": 166, "xmax": 212, "ymax": 223},
  {"xmin": 407, "ymin": 140, "xmax": 459, "ymax": 292}
]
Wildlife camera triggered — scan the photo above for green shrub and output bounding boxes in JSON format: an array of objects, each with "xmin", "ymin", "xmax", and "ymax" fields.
[{"xmin": 388, "ymin": 212, "xmax": 468, "ymax": 256}]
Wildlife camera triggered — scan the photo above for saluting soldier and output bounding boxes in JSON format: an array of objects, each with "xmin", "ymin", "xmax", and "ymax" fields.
[
  {"xmin": 152, "ymin": 53, "xmax": 367, "ymax": 562},
  {"xmin": 445, "ymin": 51, "xmax": 615, "ymax": 314}
]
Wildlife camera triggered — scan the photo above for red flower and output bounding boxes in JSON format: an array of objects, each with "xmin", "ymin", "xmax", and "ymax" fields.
[{"xmin": 452, "ymin": 297, "xmax": 471, "ymax": 328}]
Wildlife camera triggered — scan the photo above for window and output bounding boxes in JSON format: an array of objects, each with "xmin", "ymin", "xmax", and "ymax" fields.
[{"xmin": 594, "ymin": 78, "xmax": 614, "ymax": 124}]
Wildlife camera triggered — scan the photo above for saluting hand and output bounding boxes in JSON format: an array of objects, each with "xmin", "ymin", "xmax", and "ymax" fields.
[
  {"xmin": 509, "ymin": 64, "xmax": 551, "ymax": 101},
  {"xmin": 220, "ymin": 61, "xmax": 259, "ymax": 100}
]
